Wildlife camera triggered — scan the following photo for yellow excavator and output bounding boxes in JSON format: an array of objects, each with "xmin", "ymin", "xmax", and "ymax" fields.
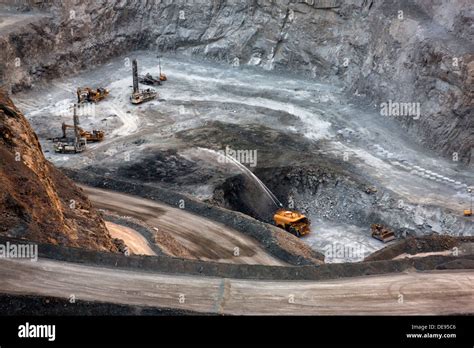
[
  {"xmin": 62, "ymin": 122, "xmax": 104, "ymax": 142},
  {"xmin": 273, "ymin": 209, "xmax": 311, "ymax": 237},
  {"xmin": 77, "ymin": 87, "xmax": 109, "ymax": 104}
]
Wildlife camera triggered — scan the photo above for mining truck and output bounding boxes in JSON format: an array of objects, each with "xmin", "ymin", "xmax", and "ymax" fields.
[
  {"xmin": 370, "ymin": 224, "xmax": 396, "ymax": 243},
  {"xmin": 273, "ymin": 209, "xmax": 311, "ymax": 237},
  {"xmin": 77, "ymin": 87, "xmax": 109, "ymax": 103},
  {"xmin": 130, "ymin": 59, "xmax": 157, "ymax": 104}
]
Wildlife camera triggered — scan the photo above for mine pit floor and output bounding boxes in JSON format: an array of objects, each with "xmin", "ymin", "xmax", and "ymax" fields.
[{"xmin": 12, "ymin": 51, "xmax": 473, "ymax": 263}]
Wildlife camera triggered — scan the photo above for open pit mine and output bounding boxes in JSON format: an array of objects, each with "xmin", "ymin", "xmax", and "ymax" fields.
[{"xmin": 0, "ymin": 0, "xmax": 473, "ymax": 345}]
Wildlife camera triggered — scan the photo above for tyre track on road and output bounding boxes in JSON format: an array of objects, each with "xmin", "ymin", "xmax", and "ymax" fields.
[{"xmin": 0, "ymin": 258, "xmax": 472, "ymax": 315}]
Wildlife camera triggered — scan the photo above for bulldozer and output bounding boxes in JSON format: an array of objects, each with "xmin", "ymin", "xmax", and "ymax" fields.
[
  {"xmin": 53, "ymin": 104, "xmax": 86, "ymax": 154},
  {"xmin": 130, "ymin": 59, "xmax": 157, "ymax": 104},
  {"xmin": 77, "ymin": 87, "xmax": 109, "ymax": 104},
  {"xmin": 61, "ymin": 122, "xmax": 104, "ymax": 142},
  {"xmin": 371, "ymin": 224, "xmax": 396, "ymax": 243},
  {"xmin": 273, "ymin": 209, "xmax": 311, "ymax": 237}
]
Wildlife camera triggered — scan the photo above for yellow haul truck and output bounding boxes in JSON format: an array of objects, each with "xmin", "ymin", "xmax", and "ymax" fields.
[{"xmin": 273, "ymin": 209, "xmax": 311, "ymax": 237}]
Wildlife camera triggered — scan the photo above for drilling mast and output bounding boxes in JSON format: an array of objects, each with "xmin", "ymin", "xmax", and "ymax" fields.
[
  {"xmin": 132, "ymin": 59, "xmax": 139, "ymax": 94},
  {"xmin": 53, "ymin": 104, "xmax": 86, "ymax": 153},
  {"xmin": 73, "ymin": 104, "xmax": 81, "ymax": 144},
  {"xmin": 130, "ymin": 59, "xmax": 157, "ymax": 104}
]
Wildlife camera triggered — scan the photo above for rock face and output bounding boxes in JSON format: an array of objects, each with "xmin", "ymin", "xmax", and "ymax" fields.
[
  {"xmin": 251, "ymin": 166, "xmax": 473, "ymax": 237},
  {"xmin": 0, "ymin": 0, "xmax": 472, "ymax": 163},
  {"xmin": 0, "ymin": 90, "xmax": 119, "ymax": 251}
]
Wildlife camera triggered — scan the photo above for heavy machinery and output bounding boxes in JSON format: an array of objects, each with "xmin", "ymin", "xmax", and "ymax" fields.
[
  {"xmin": 138, "ymin": 57, "xmax": 167, "ymax": 86},
  {"xmin": 273, "ymin": 209, "xmax": 311, "ymax": 237},
  {"xmin": 464, "ymin": 188, "xmax": 473, "ymax": 216},
  {"xmin": 61, "ymin": 122, "xmax": 104, "ymax": 142},
  {"xmin": 371, "ymin": 224, "xmax": 396, "ymax": 243},
  {"xmin": 138, "ymin": 73, "xmax": 161, "ymax": 86},
  {"xmin": 53, "ymin": 104, "xmax": 86, "ymax": 154},
  {"xmin": 77, "ymin": 87, "xmax": 109, "ymax": 103},
  {"xmin": 158, "ymin": 56, "xmax": 167, "ymax": 81},
  {"xmin": 130, "ymin": 59, "xmax": 157, "ymax": 104},
  {"xmin": 54, "ymin": 138, "xmax": 86, "ymax": 154}
]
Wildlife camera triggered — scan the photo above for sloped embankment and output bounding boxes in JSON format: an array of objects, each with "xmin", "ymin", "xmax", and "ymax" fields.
[
  {"xmin": 365, "ymin": 235, "xmax": 474, "ymax": 261},
  {"xmin": 0, "ymin": 90, "xmax": 119, "ymax": 252}
]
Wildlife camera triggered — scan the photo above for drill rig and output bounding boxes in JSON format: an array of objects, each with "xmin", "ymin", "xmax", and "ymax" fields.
[
  {"xmin": 130, "ymin": 59, "xmax": 157, "ymax": 104},
  {"xmin": 138, "ymin": 57, "xmax": 167, "ymax": 85},
  {"xmin": 158, "ymin": 56, "xmax": 167, "ymax": 81},
  {"xmin": 53, "ymin": 104, "xmax": 86, "ymax": 154}
]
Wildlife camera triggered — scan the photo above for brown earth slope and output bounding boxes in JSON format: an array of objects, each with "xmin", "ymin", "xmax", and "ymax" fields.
[{"xmin": 0, "ymin": 90, "xmax": 118, "ymax": 251}]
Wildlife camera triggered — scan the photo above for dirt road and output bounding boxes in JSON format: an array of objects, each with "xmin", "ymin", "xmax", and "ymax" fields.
[
  {"xmin": 83, "ymin": 186, "xmax": 285, "ymax": 266},
  {"xmin": 105, "ymin": 221, "xmax": 156, "ymax": 256},
  {"xmin": 0, "ymin": 257, "xmax": 472, "ymax": 315}
]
